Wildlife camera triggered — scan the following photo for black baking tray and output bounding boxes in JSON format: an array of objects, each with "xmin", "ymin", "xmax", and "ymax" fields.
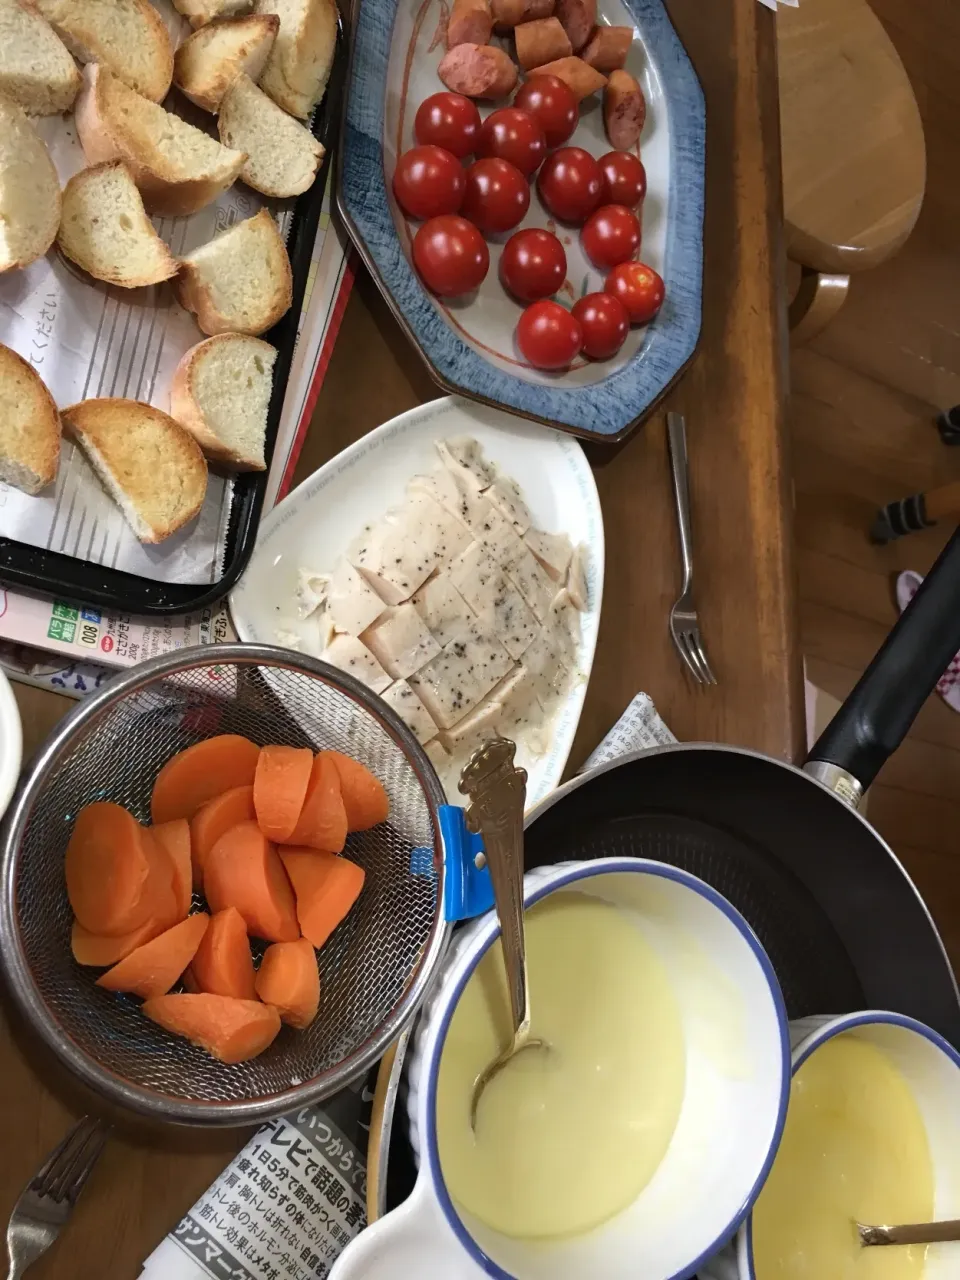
[{"xmin": 0, "ymin": 22, "xmax": 347, "ymax": 618}]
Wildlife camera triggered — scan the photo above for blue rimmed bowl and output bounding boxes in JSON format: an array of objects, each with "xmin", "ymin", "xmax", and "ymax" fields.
[{"xmin": 337, "ymin": 0, "xmax": 705, "ymax": 442}]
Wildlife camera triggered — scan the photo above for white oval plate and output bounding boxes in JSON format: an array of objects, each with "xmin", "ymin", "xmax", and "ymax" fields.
[{"xmin": 230, "ymin": 396, "xmax": 604, "ymax": 809}]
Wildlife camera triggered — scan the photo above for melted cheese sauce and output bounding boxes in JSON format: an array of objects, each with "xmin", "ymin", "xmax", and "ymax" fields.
[
  {"xmin": 752, "ymin": 1035, "xmax": 933, "ymax": 1280},
  {"xmin": 436, "ymin": 892, "xmax": 686, "ymax": 1240}
]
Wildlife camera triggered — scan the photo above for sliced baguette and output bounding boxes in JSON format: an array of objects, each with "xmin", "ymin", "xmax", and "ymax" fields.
[
  {"xmin": 255, "ymin": 0, "xmax": 337, "ymax": 120},
  {"xmin": 218, "ymin": 74, "xmax": 323, "ymax": 197},
  {"xmin": 174, "ymin": 14, "xmax": 278, "ymax": 113},
  {"xmin": 0, "ymin": 0, "xmax": 80, "ymax": 114},
  {"xmin": 58, "ymin": 161, "xmax": 178, "ymax": 287},
  {"xmin": 62, "ymin": 398, "xmax": 208, "ymax": 543},
  {"xmin": 175, "ymin": 208, "xmax": 292, "ymax": 336},
  {"xmin": 0, "ymin": 342, "xmax": 60, "ymax": 493},
  {"xmin": 32, "ymin": 0, "xmax": 173, "ymax": 103},
  {"xmin": 170, "ymin": 334, "xmax": 276, "ymax": 470},
  {"xmin": 0, "ymin": 92, "xmax": 61, "ymax": 272},
  {"xmin": 75, "ymin": 64, "xmax": 246, "ymax": 217},
  {"xmin": 173, "ymin": 0, "xmax": 254, "ymax": 30}
]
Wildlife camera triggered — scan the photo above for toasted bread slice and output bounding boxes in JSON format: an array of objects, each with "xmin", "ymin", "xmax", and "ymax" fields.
[
  {"xmin": 75, "ymin": 64, "xmax": 246, "ymax": 216},
  {"xmin": 58, "ymin": 161, "xmax": 178, "ymax": 287},
  {"xmin": 170, "ymin": 334, "xmax": 276, "ymax": 470},
  {"xmin": 0, "ymin": 93, "xmax": 61, "ymax": 272},
  {"xmin": 0, "ymin": 342, "xmax": 60, "ymax": 493},
  {"xmin": 174, "ymin": 14, "xmax": 278, "ymax": 112},
  {"xmin": 0, "ymin": 0, "xmax": 80, "ymax": 114},
  {"xmin": 173, "ymin": 0, "xmax": 253, "ymax": 30},
  {"xmin": 32, "ymin": 0, "xmax": 173, "ymax": 102},
  {"xmin": 62, "ymin": 398, "xmax": 208, "ymax": 543},
  {"xmin": 218, "ymin": 73, "xmax": 323, "ymax": 197},
  {"xmin": 175, "ymin": 208, "xmax": 291, "ymax": 336},
  {"xmin": 255, "ymin": 0, "xmax": 337, "ymax": 120}
]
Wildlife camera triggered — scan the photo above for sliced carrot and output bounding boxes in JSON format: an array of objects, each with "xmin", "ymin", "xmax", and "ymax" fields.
[
  {"xmin": 255, "ymin": 938, "xmax": 320, "ymax": 1029},
  {"xmin": 142, "ymin": 993, "xmax": 281, "ymax": 1063},
  {"xmin": 191, "ymin": 906, "xmax": 257, "ymax": 1000},
  {"xmin": 71, "ymin": 917, "xmax": 165, "ymax": 968},
  {"xmin": 282, "ymin": 753, "xmax": 347, "ymax": 852},
  {"xmin": 253, "ymin": 745, "xmax": 314, "ymax": 841},
  {"xmin": 190, "ymin": 784, "xmax": 255, "ymax": 890},
  {"xmin": 279, "ymin": 848, "xmax": 365, "ymax": 949},
  {"xmin": 204, "ymin": 821, "xmax": 300, "ymax": 942},
  {"xmin": 152, "ymin": 819, "xmax": 192, "ymax": 920},
  {"xmin": 97, "ymin": 913, "xmax": 210, "ymax": 999},
  {"xmin": 150, "ymin": 735, "xmax": 260, "ymax": 824},
  {"xmin": 66, "ymin": 802, "xmax": 175, "ymax": 936},
  {"xmin": 320, "ymin": 751, "xmax": 389, "ymax": 831}
]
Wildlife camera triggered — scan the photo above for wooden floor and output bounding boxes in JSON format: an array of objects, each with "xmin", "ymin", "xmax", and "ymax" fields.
[{"xmin": 792, "ymin": 0, "xmax": 960, "ymax": 969}]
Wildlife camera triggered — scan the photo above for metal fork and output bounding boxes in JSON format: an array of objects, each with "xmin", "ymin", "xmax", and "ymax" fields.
[
  {"xmin": 5, "ymin": 1116, "xmax": 109, "ymax": 1278},
  {"xmin": 666, "ymin": 412, "xmax": 717, "ymax": 685}
]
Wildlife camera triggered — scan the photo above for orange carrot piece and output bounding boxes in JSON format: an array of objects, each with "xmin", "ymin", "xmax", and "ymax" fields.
[
  {"xmin": 97, "ymin": 913, "xmax": 210, "ymax": 999},
  {"xmin": 182, "ymin": 967, "xmax": 201, "ymax": 993},
  {"xmin": 255, "ymin": 938, "xmax": 320, "ymax": 1029},
  {"xmin": 150, "ymin": 735, "xmax": 260, "ymax": 824},
  {"xmin": 204, "ymin": 821, "xmax": 300, "ymax": 942},
  {"xmin": 190, "ymin": 784, "xmax": 255, "ymax": 890},
  {"xmin": 282, "ymin": 753, "xmax": 347, "ymax": 852},
  {"xmin": 191, "ymin": 906, "xmax": 257, "ymax": 1000},
  {"xmin": 66, "ymin": 802, "xmax": 175, "ymax": 936},
  {"xmin": 152, "ymin": 819, "xmax": 192, "ymax": 920},
  {"xmin": 320, "ymin": 751, "xmax": 389, "ymax": 831},
  {"xmin": 254, "ymin": 745, "xmax": 314, "ymax": 841},
  {"xmin": 279, "ymin": 849, "xmax": 365, "ymax": 949},
  {"xmin": 142, "ymin": 993, "xmax": 281, "ymax": 1063},
  {"xmin": 71, "ymin": 917, "xmax": 165, "ymax": 968}
]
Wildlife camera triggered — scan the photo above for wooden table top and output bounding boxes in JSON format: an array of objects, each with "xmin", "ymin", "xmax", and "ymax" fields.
[{"xmin": 0, "ymin": 3, "xmax": 802, "ymax": 1274}]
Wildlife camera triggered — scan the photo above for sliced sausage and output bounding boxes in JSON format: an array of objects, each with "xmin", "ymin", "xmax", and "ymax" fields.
[
  {"xmin": 528, "ymin": 55, "xmax": 606, "ymax": 100},
  {"xmin": 603, "ymin": 68, "xmax": 646, "ymax": 150},
  {"xmin": 580, "ymin": 24, "xmax": 633, "ymax": 72},
  {"xmin": 438, "ymin": 43, "xmax": 520, "ymax": 99},
  {"xmin": 491, "ymin": 0, "xmax": 553, "ymax": 27},
  {"xmin": 515, "ymin": 17, "xmax": 572, "ymax": 70},
  {"xmin": 555, "ymin": 0, "xmax": 596, "ymax": 51},
  {"xmin": 446, "ymin": 0, "xmax": 493, "ymax": 49}
]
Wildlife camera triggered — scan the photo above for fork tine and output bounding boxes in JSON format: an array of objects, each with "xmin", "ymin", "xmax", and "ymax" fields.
[
  {"xmin": 672, "ymin": 628, "xmax": 705, "ymax": 683},
  {"xmin": 689, "ymin": 632, "xmax": 718, "ymax": 685},
  {"xmin": 62, "ymin": 1124, "xmax": 108, "ymax": 1205},
  {"xmin": 680, "ymin": 630, "xmax": 711, "ymax": 685},
  {"xmin": 34, "ymin": 1118, "xmax": 103, "ymax": 1202}
]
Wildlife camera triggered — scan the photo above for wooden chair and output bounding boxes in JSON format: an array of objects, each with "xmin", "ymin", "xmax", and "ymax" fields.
[{"xmin": 777, "ymin": 0, "xmax": 926, "ymax": 344}]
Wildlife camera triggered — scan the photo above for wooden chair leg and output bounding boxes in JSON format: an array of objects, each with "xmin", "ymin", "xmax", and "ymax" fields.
[
  {"xmin": 788, "ymin": 265, "xmax": 850, "ymax": 344},
  {"xmin": 871, "ymin": 480, "xmax": 960, "ymax": 543}
]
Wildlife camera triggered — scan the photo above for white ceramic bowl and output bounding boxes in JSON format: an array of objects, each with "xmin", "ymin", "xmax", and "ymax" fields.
[
  {"xmin": 0, "ymin": 666, "xmax": 22, "ymax": 823},
  {"xmin": 330, "ymin": 857, "xmax": 790, "ymax": 1280}
]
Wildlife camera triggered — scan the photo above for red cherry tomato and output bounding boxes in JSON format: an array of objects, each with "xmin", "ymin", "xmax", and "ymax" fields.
[
  {"xmin": 477, "ymin": 107, "xmax": 546, "ymax": 177},
  {"xmin": 499, "ymin": 228, "xmax": 566, "ymax": 302},
  {"xmin": 414, "ymin": 92, "xmax": 482, "ymax": 158},
  {"xmin": 536, "ymin": 147, "xmax": 602, "ymax": 224},
  {"xmin": 516, "ymin": 300, "xmax": 582, "ymax": 370},
  {"xmin": 581, "ymin": 204, "xmax": 642, "ymax": 269},
  {"xmin": 393, "ymin": 146, "xmax": 465, "ymax": 220},
  {"xmin": 604, "ymin": 261, "xmax": 665, "ymax": 324},
  {"xmin": 461, "ymin": 157, "xmax": 530, "ymax": 234},
  {"xmin": 598, "ymin": 151, "xmax": 647, "ymax": 208},
  {"xmin": 513, "ymin": 76, "xmax": 579, "ymax": 148},
  {"xmin": 571, "ymin": 292, "xmax": 630, "ymax": 359},
  {"xmin": 413, "ymin": 215, "xmax": 489, "ymax": 296}
]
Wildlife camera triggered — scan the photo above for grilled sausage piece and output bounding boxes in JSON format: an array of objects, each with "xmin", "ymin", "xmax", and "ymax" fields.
[
  {"xmin": 447, "ymin": 0, "xmax": 493, "ymax": 49},
  {"xmin": 438, "ymin": 42, "xmax": 520, "ymax": 98},
  {"xmin": 603, "ymin": 68, "xmax": 646, "ymax": 149},
  {"xmin": 515, "ymin": 16, "xmax": 572, "ymax": 70},
  {"xmin": 555, "ymin": 0, "xmax": 596, "ymax": 51},
  {"xmin": 580, "ymin": 24, "xmax": 632, "ymax": 72},
  {"xmin": 528, "ymin": 54, "xmax": 606, "ymax": 100}
]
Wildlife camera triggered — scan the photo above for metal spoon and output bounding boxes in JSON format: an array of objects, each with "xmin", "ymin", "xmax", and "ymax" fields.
[
  {"xmin": 458, "ymin": 735, "xmax": 548, "ymax": 1129},
  {"xmin": 858, "ymin": 1219, "xmax": 960, "ymax": 1246}
]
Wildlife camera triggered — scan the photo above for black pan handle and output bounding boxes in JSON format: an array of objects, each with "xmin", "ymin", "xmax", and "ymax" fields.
[{"xmin": 807, "ymin": 524, "xmax": 960, "ymax": 794}]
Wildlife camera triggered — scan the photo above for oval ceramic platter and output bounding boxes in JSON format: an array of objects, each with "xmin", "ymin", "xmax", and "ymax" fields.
[
  {"xmin": 230, "ymin": 396, "xmax": 604, "ymax": 811},
  {"xmin": 337, "ymin": 0, "xmax": 704, "ymax": 442}
]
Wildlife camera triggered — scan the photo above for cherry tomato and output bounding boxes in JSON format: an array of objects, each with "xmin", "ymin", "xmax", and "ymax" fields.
[
  {"xmin": 604, "ymin": 261, "xmax": 665, "ymax": 324},
  {"xmin": 598, "ymin": 150, "xmax": 647, "ymax": 208},
  {"xmin": 414, "ymin": 92, "xmax": 482, "ymax": 158},
  {"xmin": 513, "ymin": 76, "xmax": 578, "ymax": 148},
  {"xmin": 413, "ymin": 215, "xmax": 489, "ymax": 296},
  {"xmin": 536, "ymin": 147, "xmax": 602, "ymax": 224},
  {"xmin": 461, "ymin": 157, "xmax": 530, "ymax": 234},
  {"xmin": 581, "ymin": 204, "xmax": 642, "ymax": 269},
  {"xmin": 516, "ymin": 300, "xmax": 582, "ymax": 370},
  {"xmin": 499, "ymin": 228, "xmax": 566, "ymax": 302},
  {"xmin": 477, "ymin": 107, "xmax": 546, "ymax": 177},
  {"xmin": 393, "ymin": 146, "xmax": 465, "ymax": 220},
  {"xmin": 571, "ymin": 292, "xmax": 630, "ymax": 359}
]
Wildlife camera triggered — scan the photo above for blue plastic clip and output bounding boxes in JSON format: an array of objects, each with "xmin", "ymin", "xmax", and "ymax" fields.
[{"xmin": 438, "ymin": 804, "xmax": 494, "ymax": 922}]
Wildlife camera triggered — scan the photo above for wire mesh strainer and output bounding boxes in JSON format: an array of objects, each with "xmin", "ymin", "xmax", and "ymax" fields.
[{"xmin": 0, "ymin": 645, "xmax": 452, "ymax": 1127}]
